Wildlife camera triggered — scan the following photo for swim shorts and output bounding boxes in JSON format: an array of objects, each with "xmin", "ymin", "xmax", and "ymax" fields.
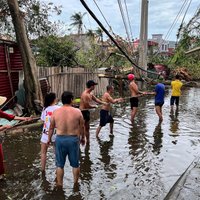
[
  {"xmin": 130, "ymin": 97, "xmax": 139, "ymax": 108},
  {"xmin": 55, "ymin": 135, "xmax": 80, "ymax": 168},
  {"xmin": 155, "ymin": 102, "xmax": 164, "ymax": 107},
  {"xmin": 170, "ymin": 96, "xmax": 179, "ymax": 106},
  {"xmin": 99, "ymin": 109, "xmax": 114, "ymax": 127},
  {"xmin": 81, "ymin": 110, "xmax": 90, "ymax": 122}
]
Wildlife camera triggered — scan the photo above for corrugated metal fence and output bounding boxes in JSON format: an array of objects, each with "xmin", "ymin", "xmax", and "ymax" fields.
[{"xmin": 38, "ymin": 67, "xmax": 109, "ymax": 98}]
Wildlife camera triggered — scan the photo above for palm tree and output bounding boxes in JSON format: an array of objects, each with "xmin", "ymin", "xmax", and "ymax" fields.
[
  {"xmin": 86, "ymin": 29, "xmax": 95, "ymax": 42},
  {"xmin": 95, "ymin": 27, "xmax": 103, "ymax": 43},
  {"xmin": 70, "ymin": 12, "xmax": 86, "ymax": 35}
]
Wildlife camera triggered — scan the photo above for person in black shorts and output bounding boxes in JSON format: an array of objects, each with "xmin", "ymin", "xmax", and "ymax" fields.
[
  {"xmin": 128, "ymin": 74, "xmax": 144, "ymax": 123},
  {"xmin": 79, "ymin": 80, "xmax": 107, "ymax": 143}
]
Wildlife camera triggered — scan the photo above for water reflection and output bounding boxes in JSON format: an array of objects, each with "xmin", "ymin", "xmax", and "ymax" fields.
[
  {"xmin": 80, "ymin": 144, "xmax": 93, "ymax": 186},
  {"xmin": 41, "ymin": 172, "xmax": 51, "ymax": 194},
  {"xmin": 128, "ymin": 114, "xmax": 148, "ymax": 159},
  {"xmin": 152, "ymin": 122, "xmax": 163, "ymax": 155},
  {"xmin": 169, "ymin": 108, "xmax": 180, "ymax": 134},
  {"xmin": 97, "ymin": 136, "xmax": 116, "ymax": 179},
  {"xmin": 43, "ymin": 186, "xmax": 66, "ymax": 200}
]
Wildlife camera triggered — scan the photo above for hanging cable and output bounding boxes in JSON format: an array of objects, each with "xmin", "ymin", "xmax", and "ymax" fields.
[
  {"xmin": 93, "ymin": 0, "xmax": 133, "ymax": 57},
  {"xmin": 117, "ymin": 0, "xmax": 131, "ymax": 43},
  {"xmin": 92, "ymin": 0, "xmax": 114, "ymax": 33},
  {"xmin": 185, "ymin": 3, "xmax": 200, "ymax": 32},
  {"xmin": 167, "ymin": 0, "xmax": 193, "ymax": 65},
  {"xmin": 124, "ymin": 0, "xmax": 134, "ymax": 40},
  {"xmin": 117, "ymin": 0, "xmax": 135, "ymax": 55},
  {"xmin": 153, "ymin": 0, "xmax": 189, "ymax": 56},
  {"xmin": 80, "ymin": 0, "xmax": 159, "ymax": 76}
]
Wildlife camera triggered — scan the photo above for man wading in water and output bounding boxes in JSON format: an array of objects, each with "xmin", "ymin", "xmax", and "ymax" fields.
[
  {"xmin": 48, "ymin": 91, "xmax": 85, "ymax": 187},
  {"xmin": 79, "ymin": 80, "xmax": 107, "ymax": 143},
  {"xmin": 96, "ymin": 85, "xmax": 123, "ymax": 137},
  {"xmin": 128, "ymin": 74, "xmax": 144, "ymax": 123}
]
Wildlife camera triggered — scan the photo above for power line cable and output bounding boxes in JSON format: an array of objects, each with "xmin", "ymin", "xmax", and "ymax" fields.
[
  {"xmin": 92, "ymin": 0, "xmax": 113, "ymax": 33},
  {"xmin": 117, "ymin": 0, "xmax": 131, "ymax": 42},
  {"xmin": 167, "ymin": 0, "xmax": 193, "ymax": 65},
  {"xmin": 153, "ymin": 0, "xmax": 189, "ymax": 56},
  {"xmin": 165, "ymin": 0, "xmax": 189, "ymax": 41},
  {"xmin": 80, "ymin": 0, "xmax": 159, "ymax": 76},
  {"xmin": 124, "ymin": 0, "xmax": 134, "ymax": 40},
  {"xmin": 117, "ymin": 0, "xmax": 134, "ymax": 54},
  {"xmin": 93, "ymin": 0, "xmax": 132, "ymax": 56}
]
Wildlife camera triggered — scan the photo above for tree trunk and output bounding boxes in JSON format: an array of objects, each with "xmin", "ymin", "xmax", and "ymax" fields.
[{"xmin": 7, "ymin": 0, "xmax": 43, "ymax": 114}]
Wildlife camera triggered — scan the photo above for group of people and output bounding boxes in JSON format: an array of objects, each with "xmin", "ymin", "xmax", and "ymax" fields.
[
  {"xmin": 128, "ymin": 73, "xmax": 183, "ymax": 122},
  {"xmin": 0, "ymin": 73, "xmax": 183, "ymax": 188}
]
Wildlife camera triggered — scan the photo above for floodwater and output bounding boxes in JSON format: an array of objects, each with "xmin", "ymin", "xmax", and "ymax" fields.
[{"xmin": 1, "ymin": 87, "xmax": 200, "ymax": 200}]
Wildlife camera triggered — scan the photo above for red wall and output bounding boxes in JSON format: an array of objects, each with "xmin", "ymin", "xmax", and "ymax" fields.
[{"xmin": 0, "ymin": 41, "xmax": 23, "ymax": 105}]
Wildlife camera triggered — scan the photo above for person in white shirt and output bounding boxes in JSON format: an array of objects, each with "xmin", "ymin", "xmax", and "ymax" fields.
[{"xmin": 40, "ymin": 93, "xmax": 60, "ymax": 172}]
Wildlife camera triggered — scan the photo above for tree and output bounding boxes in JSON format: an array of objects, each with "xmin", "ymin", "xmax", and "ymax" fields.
[
  {"xmin": 70, "ymin": 12, "xmax": 86, "ymax": 35},
  {"xmin": 95, "ymin": 27, "xmax": 103, "ymax": 43},
  {"xmin": 86, "ymin": 29, "xmax": 95, "ymax": 39},
  {"xmin": 169, "ymin": 7, "xmax": 200, "ymax": 79},
  {"xmin": 7, "ymin": 0, "xmax": 43, "ymax": 113},
  {"xmin": 33, "ymin": 35, "xmax": 77, "ymax": 67},
  {"xmin": 0, "ymin": 0, "xmax": 62, "ymax": 38}
]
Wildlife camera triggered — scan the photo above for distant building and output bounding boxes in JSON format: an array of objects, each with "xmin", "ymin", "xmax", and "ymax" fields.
[
  {"xmin": 133, "ymin": 38, "xmax": 158, "ymax": 56},
  {"xmin": 150, "ymin": 34, "xmax": 176, "ymax": 56}
]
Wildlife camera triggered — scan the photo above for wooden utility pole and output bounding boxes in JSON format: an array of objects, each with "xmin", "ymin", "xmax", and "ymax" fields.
[{"xmin": 139, "ymin": 0, "xmax": 148, "ymax": 72}]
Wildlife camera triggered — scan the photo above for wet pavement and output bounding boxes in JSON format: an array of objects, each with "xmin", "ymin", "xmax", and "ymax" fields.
[
  {"xmin": 164, "ymin": 156, "xmax": 200, "ymax": 200},
  {"xmin": 1, "ymin": 86, "xmax": 200, "ymax": 199}
]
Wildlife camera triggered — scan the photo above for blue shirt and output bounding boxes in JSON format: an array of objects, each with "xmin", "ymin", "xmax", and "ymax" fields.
[{"xmin": 155, "ymin": 83, "xmax": 165, "ymax": 104}]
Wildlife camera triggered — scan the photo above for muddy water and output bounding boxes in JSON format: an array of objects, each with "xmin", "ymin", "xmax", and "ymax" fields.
[{"xmin": 1, "ymin": 87, "xmax": 200, "ymax": 200}]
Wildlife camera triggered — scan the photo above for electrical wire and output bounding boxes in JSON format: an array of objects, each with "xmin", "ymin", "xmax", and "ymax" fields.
[
  {"xmin": 117, "ymin": 0, "xmax": 134, "ymax": 55},
  {"xmin": 92, "ymin": 0, "xmax": 132, "ymax": 57},
  {"xmin": 124, "ymin": 0, "xmax": 134, "ymax": 40},
  {"xmin": 92, "ymin": 0, "xmax": 113, "ymax": 33},
  {"xmin": 153, "ymin": 0, "xmax": 190, "ymax": 56},
  {"xmin": 80, "ymin": 0, "xmax": 159, "ymax": 76},
  {"xmin": 117, "ymin": 0, "xmax": 131, "ymax": 43},
  {"xmin": 167, "ymin": 0, "xmax": 193, "ymax": 65}
]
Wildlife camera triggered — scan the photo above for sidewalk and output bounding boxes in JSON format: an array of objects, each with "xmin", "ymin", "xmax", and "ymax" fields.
[{"xmin": 164, "ymin": 156, "xmax": 200, "ymax": 200}]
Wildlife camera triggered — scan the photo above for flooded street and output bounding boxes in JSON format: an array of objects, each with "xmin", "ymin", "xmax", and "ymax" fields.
[{"xmin": 1, "ymin": 87, "xmax": 200, "ymax": 200}]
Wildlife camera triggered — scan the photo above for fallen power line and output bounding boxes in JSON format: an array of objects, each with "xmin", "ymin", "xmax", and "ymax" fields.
[{"xmin": 80, "ymin": 0, "xmax": 159, "ymax": 76}]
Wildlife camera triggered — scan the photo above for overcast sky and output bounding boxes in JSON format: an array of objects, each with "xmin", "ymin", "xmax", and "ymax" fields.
[{"xmin": 47, "ymin": 0, "xmax": 199, "ymax": 41}]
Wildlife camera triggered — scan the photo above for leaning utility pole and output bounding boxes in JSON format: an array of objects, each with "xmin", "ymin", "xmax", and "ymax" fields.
[{"xmin": 138, "ymin": 0, "xmax": 148, "ymax": 72}]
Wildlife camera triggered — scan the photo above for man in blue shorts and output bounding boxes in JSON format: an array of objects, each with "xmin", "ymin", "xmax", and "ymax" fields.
[
  {"xmin": 96, "ymin": 85, "xmax": 123, "ymax": 137},
  {"xmin": 48, "ymin": 91, "xmax": 85, "ymax": 187}
]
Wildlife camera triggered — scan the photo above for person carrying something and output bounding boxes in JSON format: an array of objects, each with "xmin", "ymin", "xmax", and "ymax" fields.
[
  {"xmin": 96, "ymin": 85, "xmax": 123, "ymax": 137},
  {"xmin": 79, "ymin": 80, "xmax": 107, "ymax": 143},
  {"xmin": 128, "ymin": 74, "xmax": 144, "ymax": 123}
]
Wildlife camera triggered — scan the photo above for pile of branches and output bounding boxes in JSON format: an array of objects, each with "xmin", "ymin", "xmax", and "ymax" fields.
[{"xmin": 172, "ymin": 67, "xmax": 192, "ymax": 81}]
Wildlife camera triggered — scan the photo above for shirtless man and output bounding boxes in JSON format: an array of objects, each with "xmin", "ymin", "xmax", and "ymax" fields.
[
  {"xmin": 79, "ymin": 80, "xmax": 107, "ymax": 143},
  {"xmin": 96, "ymin": 85, "xmax": 123, "ymax": 137},
  {"xmin": 128, "ymin": 74, "xmax": 143, "ymax": 123},
  {"xmin": 47, "ymin": 91, "xmax": 85, "ymax": 187}
]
